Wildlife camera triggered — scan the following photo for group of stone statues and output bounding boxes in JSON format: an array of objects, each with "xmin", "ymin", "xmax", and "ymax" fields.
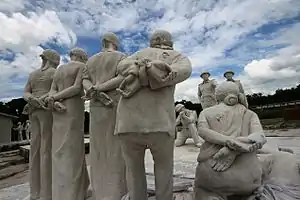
[
  {"xmin": 197, "ymin": 70, "xmax": 248, "ymax": 110},
  {"xmin": 23, "ymin": 29, "xmax": 300, "ymax": 200},
  {"xmin": 14, "ymin": 120, "xmax": 31, "ymax": 141},
  {"xmin": 174, "ymin": 70, "xmax": 247, "ymax": 148}
]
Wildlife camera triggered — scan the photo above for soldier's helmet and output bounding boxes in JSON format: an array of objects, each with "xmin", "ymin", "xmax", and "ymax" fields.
[
  {"xmin": 70, "ymin": 48, "xmax": 88, "ymax": 63},
  {"xmin": 175, "ymin": 103, "xmax": 185, "ymax": 113},
  {"xmin": 102, "ymin": 32, "xmax": 119, "ymax": 47},
  {"xmin": 150, "ymin": 29, "xmax": 173, "ymax": 48},
  {"xmin": 40, "ymin": 49, "xmax": 60, "ymax": 66}
]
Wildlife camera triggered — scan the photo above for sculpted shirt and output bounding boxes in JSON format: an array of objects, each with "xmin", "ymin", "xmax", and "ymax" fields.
[
  {"xmin": 82, "ymin": 50, "xmax": 126, "ymax": 107},
  {"xmin": 24, "ymin": 67, "xmax": 56, "ymax": 99},
  {"xmin": 114, "ymin": 47, "xmax": 192, "ymax": 137},
  {"xmin": 198, "ymin": 79, "xmax": 217, "ymax": 107}
]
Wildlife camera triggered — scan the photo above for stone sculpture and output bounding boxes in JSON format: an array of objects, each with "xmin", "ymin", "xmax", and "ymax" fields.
[
  {"xmin": 174, "ymin": 104, "xmax": 203, "ymax": 148},
  {"xmin": 44, "ymin": 48, "xmax": 89, "ymax": 200},
  {"xmin": 15, "ymin": 122, "xmax": 24, "ymax": 141},
  {"xmin": 23, "ymin": 49, "xmax": 60, "ymax": 200},
  {"xmin": 254, "ymin": 148, "xmax": 300, "ymax": 200},
  {"xmin": 24, "ymin": 120, "xmax": 31, "ymax": 141},
  {"xmin": 82, "ymin": 32, "xmax": 127, "ymax": 200},
  {"xmin": 224, "ymin": 70, "xmax": 248, "ymax": 108},
  {"xmin": 194, "ymin": 81, "xmax": 267, "ymax": 200},
  {"xmin": 198, "ymin": 71, "xmax": 217, "ymax": 109},
  {"xmin": 115, "ymin": 29, "xmax": 192, "ymax": 200}
]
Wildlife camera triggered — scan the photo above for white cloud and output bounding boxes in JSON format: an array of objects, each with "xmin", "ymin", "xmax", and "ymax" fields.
[
  {"xmin": 0, "ymin": 10, "xmax": 76, "ymax": 99},
  {"xmin": 0, "ymin": 10, "xmax": 76, "ymax": 52},
  {"xmin": 1, "ymin": 0, "xmax": 300, "ymax": 101},
  {"xmin": 240, "ymin": 23, "xmax": 300, "ymax": 94},
  {"xmin": 0, "ymin": 0, "xmax": 24, "ymax": 12}
]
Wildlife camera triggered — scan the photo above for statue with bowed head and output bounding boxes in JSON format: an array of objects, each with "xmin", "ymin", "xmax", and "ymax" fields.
[
  {"xmin": 24, "ymin": 49, "xmax": 60, "ymax": 200},
  {"xmin": 174, "ymin": 104, "xmax": 203, "ymax": 148},
  {"xmin": 115, "ymin": 29, "xmax": 192, "ymax": 200},
  {"xmin": 194, "ymin": 81, "xmax": 267, "ymax": 200},
  {"xmin": 45, "ymin": 48, "xmax": 90, "ymax": 200}
]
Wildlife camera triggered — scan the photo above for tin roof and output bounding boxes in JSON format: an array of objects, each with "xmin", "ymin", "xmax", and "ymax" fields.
[{"xmin": 0, "ymin": 112, "xmax": 18, "ymax": 119}]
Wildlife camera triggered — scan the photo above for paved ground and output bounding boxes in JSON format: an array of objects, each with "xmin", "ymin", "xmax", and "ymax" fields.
[{"xmin": 1, "ymin": 128, "xmax": 300, "ymax": 200}]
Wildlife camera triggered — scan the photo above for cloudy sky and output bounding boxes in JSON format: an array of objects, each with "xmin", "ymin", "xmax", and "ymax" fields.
[{"xmin": 0, "ymin": 0, "xmax": 300, "ymax": 103}]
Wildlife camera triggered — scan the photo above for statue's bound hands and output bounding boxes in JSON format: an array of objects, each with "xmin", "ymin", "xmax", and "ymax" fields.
[
  {"xmin": 225, "ymin": 138, "xmax": 252, "ymax": 153},
  {"xmin": 29, "ymin": 96, "xmax": 47, "ymax": 109},
  {"xmin": 85, "ymin": 86, "xmax": 97, "ymax": 98},
  {"xmin": 211, "ymin": 147, "xmax": 237, "ymax": 172}
]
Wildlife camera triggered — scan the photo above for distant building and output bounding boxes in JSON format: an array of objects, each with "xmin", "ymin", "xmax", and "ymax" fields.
[{"xmin": 0, "ymin": 112, "xmax": 18, "ymax": 144}]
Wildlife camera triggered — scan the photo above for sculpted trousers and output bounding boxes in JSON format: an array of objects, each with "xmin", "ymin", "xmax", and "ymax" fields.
[
  {"xmin": 90, "ymin": 105, "xmax": 127, "ymax": 200},
  {"xmin": 119, "ymin": 132, "xmax": 174, "ymax": 200},
  {"xmin": 29, "ymin": 110, "xmax": 52, "ymax": 200}
]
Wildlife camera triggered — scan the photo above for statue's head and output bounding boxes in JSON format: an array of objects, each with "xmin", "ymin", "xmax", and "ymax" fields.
[
  {"xmin": 17, "ymin": 122, "xmax": 21, "ymax": 125},
  {"xmin": 40, "ymin": 49, "xmax": 60, "ymax": 70},
  {"xmin": 102, "ymin": 32, "xmax": 119, "ymax": 50},
  {"xmin": 26, "ymin": 120, "xmax": 30, "ymax": 123},
  {"xmin": 150, "ymin": 29, "xmax": 173, "ymax": 49},
  {"xmin": 224, "ymin": 70, "xmax": 234, "ymax": 80},
  {"xmin": 175, "ymin": 103, "xmax": 185, "ymax": 113},
  {"xmin": 200, "ymin": 71, "xmax": 210, "ymax": 81},
  {"xmin": 216, "ymin": 82, "xmax": 247, "ymax": 107},
  {"xmin": 70, "ymin": 48, "xmax": 88, "ymax": 63}
]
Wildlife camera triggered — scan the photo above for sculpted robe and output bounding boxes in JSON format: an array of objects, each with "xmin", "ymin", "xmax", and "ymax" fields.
[
  {"xmin": 24, "ymin": 67, "xmax": 55, "ymax": 200},
  {"xmin": 82, "ymin": 50, "xmax": 127, "ymax": 200},
  {"xmin": 198, "ymin": 79, "xmax": 217, "ymax": 109},
  {"xmin": 50, "ymin": 61, "xmax": 89, "ymax": 200}
]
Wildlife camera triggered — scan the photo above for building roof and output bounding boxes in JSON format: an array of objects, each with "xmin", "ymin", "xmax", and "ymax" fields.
[{"xmin": 0, "ymin": 112, "xmax": 18, "ymax": 119}]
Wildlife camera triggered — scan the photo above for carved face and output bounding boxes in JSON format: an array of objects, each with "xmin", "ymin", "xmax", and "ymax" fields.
[
  {"xmin": 224, "ymin": 72, "xmax": 233, "ymax": 80},
  {"xmin": 201, "ymin": 73, "xmax": 209, "ymax": 81}
]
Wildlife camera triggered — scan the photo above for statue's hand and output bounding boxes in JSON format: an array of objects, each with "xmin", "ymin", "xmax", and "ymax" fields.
[
  {"xmin": 44, "ymin": 96, "xmax": 55, "ymax": 108},
  {"xmin": 28, "ymin": 96, "xmax": 46, "ymax": 109},
  {"xmin": 210, "ymin": 150, "xmax": 237, "ymax": 172},
  {"xmin": 86, "ymin": 86, "xmax": 97, "ymax": 98},
  {"xmin": 53, "ymin": 102, "xmax": 67, "ymax": 112},
  {"xmin": 236, "ymin": 137, "xmax": 263, "ymax": 152},
  {"xmin": 225, "ymin": 138, "xmax": 251, "ymax": 153}
]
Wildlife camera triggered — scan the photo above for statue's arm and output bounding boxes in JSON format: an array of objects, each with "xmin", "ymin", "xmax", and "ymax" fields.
[
  {"xmin": 52, "ymin": 67, "xmax": 83, "ymax": 101},
  {"xmin": 175, "ymin": 114, "xmax": 181, "ymax": 126},
  {"xmin": 211, "ymin": 79, "xmax": 217, "ymax": 88},
  {"xmin": 24, "ymin": 74, "xmax": 33, "ymax": 102},
  {"xmin": 197, "ymin": 84, "xmax": 202, "ymax": 98},
  {"xmin": 248, "ymin": 112, "xmax": 267, "ymax": 146},
  {"xmin": 148, "ymin": 54, "xmax": 192, "ymax": 89},
  {"xmin": 96, "ymin": 55, "xmax": 128, "ymax": 92},
  {"xmin": 238, "ymin": 81, "xmax": 245, "ymax": 94},
  {"xmin": 82, "ymin": 64, "xmax": 94, "ymax": 91},
  {"xmin": 48, "ymin": 71, "xmax": 58, "ymax": 97},
  {"xmin": 197, "ymin": 112, "xmax": 232, "ymax": 146}
]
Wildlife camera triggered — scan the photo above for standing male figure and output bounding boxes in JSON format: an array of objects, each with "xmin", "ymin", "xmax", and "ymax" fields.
[
  {"xmin": 198, "ymin": 71, "xmax": 217, "ymax": 109},
  {"xmin": 174, "ymin": 104, "xmax": 203, "ymax": 148},
  {"xmin": 224, "ymin": 70, "xmax": 248, "ymax": 108},
  {"xmin": 115, "ymin": 29, "xmax": 192, "ymax": 200},
  {"xmin": 82, "ymin": 32, "xmax": 127, "ymax": 200},
  {"xmin": 15, "ymin": 122, "xmax": 24, "ymax": 141},
  {"xmin": 25, "ymin": 120, "xmax": 31, "ymax": 141},
  {"xmin": 24, "ymin": 49, "xmax": 60, "ymax": 200}
]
